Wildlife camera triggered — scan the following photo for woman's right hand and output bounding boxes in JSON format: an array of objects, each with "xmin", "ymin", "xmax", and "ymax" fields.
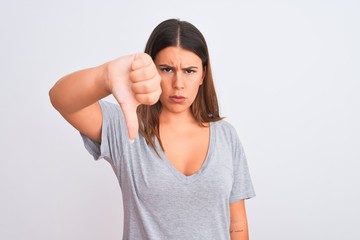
[{"xmin": 106, "ymin": 53, "xmax": 162, "ymax": 141}]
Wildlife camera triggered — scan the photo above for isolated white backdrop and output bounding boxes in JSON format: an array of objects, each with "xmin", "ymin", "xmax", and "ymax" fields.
[{"xmin": 0, "ymin": 0, "xmax": 359, "ymax": 239}]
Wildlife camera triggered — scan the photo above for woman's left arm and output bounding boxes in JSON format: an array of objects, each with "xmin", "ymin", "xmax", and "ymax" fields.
[{"xmin": 229, "ymin": 200, "xmax": 249, "ymax": 240}]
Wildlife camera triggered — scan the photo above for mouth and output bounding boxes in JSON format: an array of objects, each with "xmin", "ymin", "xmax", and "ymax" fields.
[
  {"xmin": 170, "ymin": 95, "xmax": 186, "ymax": 99},
  {"xmin": 169, "ymin": 95, "xmax": 186, "ymax": 103}
]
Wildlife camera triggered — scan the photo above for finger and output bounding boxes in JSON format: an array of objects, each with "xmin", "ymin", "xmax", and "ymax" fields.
[
  {"xmin": 135, "ymin": 88, "xmax": 162, "ymax": 105},
  {"xmin": 130, "ymin": 67, "xmax": 157, "ymax": 83},
  {"xmin": 132, "ymin": 80, "xmax": 159, "ymax": 94},
  {"xmin": 120, "ymin": 102, "xmax": 139, "ymax": 142},
  {"xmin": 131, "ymin": 53, "xmax": 153, "ymax": 71}
]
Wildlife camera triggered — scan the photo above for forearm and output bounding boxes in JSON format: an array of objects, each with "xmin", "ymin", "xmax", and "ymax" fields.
[
  {"xmin": 49, "ymin": 64, "xmax": 110, "ymax": 114},
  {"xmin": 230, "ymin": 221, "xmax": 249, "ymax": 240}
]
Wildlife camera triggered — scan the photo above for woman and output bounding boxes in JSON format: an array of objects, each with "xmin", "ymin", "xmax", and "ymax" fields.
[{"xmin": 49, "ymin": 19, "xmax": 255, "ymax": 240}]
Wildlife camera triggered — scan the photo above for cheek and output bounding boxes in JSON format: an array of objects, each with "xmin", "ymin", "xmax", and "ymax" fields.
[
  {"xmin": 191, "ymin": 83, "xmax": 201, "ymax": 93},
  {"xmin": 159, "ymin": 81, "xmax": 170, "ymax": 101},
  {"xmin": 190, "ymin": 77, "xmax": 202, "ymax": 93},
  {"xmin": 160, "ymin": 80, "xmax": 171, "ymax": 94},
  {"xmin": 188, "ymin": 83, "xmax": 201, "ymax": 101}
]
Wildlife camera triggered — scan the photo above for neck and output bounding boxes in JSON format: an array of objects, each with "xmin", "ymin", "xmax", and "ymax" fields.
[{"xmin": 159, "ymin": 109, "xmax": 197, "ymax": 126}]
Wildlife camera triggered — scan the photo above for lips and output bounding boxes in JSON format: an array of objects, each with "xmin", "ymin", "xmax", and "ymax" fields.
[{"xmin": 169, "ymin": 95, "xmax": 186, "ymax": 103}]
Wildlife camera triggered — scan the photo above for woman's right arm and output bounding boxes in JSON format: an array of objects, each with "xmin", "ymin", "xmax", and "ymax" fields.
[
  {"xmin": 49, "ymin": 54, "xmax": 161, "ymax": 143},
  {"xmin": 49, "ymin": 63, "xmax": 109, "ymax": 143}
]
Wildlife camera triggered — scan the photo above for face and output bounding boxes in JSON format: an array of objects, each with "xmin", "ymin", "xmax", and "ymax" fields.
[{"xmin": 154, "ymin": 46, "xmax": 205, "ymax": 115}]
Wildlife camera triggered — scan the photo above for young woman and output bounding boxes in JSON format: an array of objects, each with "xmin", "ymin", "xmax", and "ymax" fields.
[{"xmin": 49, "ymin": 19, "xmax": 255, "ymax": 240}]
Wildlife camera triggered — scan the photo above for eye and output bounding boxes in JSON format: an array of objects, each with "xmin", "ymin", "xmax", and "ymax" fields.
[
  {"xmin": 160, "ymin": 67, "xmax": 173, "ymax": 73},
  {"xmin": 184, "ymin": 69, "xmax": 196, "ymax": 74}
]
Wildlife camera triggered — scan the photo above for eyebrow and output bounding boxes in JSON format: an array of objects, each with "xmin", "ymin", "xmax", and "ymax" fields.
[{"xmin": 158, "ymin": 64, "xmax": 199, "ymax": 69}]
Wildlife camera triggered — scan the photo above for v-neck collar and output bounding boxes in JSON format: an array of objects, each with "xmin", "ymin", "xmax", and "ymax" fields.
[{"xmin": 154, "ymin": 122, "xmax": 216, "ymax": 185}]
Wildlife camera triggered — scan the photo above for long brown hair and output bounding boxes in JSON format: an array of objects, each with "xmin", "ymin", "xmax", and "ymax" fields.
[{"xmin": 137, "ymin": 19, "xmax": 223, "ymax": 154}]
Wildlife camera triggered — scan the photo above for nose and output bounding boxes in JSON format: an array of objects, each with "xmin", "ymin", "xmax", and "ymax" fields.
[{"xmin": 173, "ymin": 71, "xmax": 184, "ymax": 90}]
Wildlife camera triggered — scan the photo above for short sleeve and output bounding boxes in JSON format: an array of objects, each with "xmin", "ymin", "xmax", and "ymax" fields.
[
  {"xmin": 80, "ymin": 101, "xmax": 128, "ymax": 173},
  {"xmin": 229, "ymin": 134, "xmax": 256, "ymax": 203}
]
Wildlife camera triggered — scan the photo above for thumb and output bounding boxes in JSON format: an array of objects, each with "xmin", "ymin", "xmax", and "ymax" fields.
[{"xmin": 120, "ymin": 102, "xmax": 139, "ymax": 142}]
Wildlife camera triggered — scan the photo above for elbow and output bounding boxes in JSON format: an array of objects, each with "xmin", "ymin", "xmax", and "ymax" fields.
[
  {"xmin": 48, "ymin": 87, "xmax": 57, "ymax": 109},
  {"xmin": 49, "ymin": 85, "xmax": 62, "ymax": 112}
]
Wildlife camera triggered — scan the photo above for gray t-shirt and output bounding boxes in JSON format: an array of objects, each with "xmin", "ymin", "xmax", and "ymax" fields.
[{"xmin": 81, "ymin": 101, "xmax": 255, "ymax": 240}]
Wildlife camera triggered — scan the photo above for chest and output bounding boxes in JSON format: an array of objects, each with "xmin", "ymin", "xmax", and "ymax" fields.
[
  {"xmin": 133, "ymin": 155, "xmax": 234, "ymax": 212},
  {"xmin": 121, "ymin": 138, "xmax": 234, "ymax": 210},
  {"xmin": 160, "ymin": 125, "xmax": 210, "ymax": 176}
]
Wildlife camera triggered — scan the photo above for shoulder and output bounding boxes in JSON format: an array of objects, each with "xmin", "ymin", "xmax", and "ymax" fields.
[
  {"xmin": 98, "ymin": 100, "xmax": 125, "ymax": 120},
  {"xmin": 212, "ymin": 120, "xmax": 241, "ymax": 146},
  {"xmin": 213, "ymin": 119, "xmax": 238, "ymax": 136},
  {"xmin": 99, "ymin": 100, "xmax": 120, "ymax": 112}
]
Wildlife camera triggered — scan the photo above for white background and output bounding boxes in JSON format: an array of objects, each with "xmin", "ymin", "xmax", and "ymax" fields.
[{"xmin": 0, "ymin": 0, "xmax": 359, "ymax": 239}]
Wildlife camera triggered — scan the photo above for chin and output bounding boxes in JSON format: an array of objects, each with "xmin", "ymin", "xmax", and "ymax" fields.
[{"xmin": 163, "ymin": 105, "xmax": 191, "ymax": 114}]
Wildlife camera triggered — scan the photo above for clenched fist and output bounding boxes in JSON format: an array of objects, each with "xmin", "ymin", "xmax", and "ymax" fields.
[{"xmin": 106, "ymin": 53, "xmax": 162, "ymax": 141}]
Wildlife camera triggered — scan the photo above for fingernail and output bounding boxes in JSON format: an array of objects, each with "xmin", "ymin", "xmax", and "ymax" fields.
[{"xmin": 129, "ymin": 139, "xmax": 135, "ymax": 144}]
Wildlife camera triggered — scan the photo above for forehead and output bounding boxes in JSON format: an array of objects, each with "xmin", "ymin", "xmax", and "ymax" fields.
[{"xmin": 154, "ymin": 47, "xmax": 202, "ymax": 66}]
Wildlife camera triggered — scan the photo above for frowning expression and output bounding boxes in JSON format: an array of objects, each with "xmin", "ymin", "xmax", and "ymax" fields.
[{"xmin": 155, "ymin": 47, "xmax": 204, "ymax": 115}]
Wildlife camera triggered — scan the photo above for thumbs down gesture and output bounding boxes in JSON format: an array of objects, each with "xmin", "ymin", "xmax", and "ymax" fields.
[{"xmin": 106, "ymin": 53, "xmax": 162, "ymax": 141}]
